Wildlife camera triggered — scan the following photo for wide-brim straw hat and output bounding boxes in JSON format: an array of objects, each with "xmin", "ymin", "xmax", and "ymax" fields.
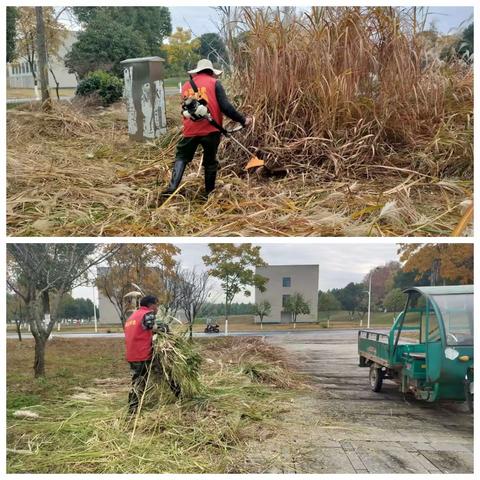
[{"xmin": 188, "ymin": 58, "xmax": 223, "ymax": 76}]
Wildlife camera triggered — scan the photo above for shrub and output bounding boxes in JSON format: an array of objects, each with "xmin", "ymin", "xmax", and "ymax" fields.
[{"xmin": 76, "ymin": 70, "xmax": 123, "ymax": 106}]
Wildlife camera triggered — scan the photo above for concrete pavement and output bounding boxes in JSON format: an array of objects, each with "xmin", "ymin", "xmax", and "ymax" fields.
[{"xmin": 255, "ymin": 331, "xmax": 473, "ymax": 473}]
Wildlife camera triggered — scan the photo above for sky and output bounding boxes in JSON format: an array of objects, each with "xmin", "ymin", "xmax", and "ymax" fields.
[
  {"xmin": 59, "ymin": 7, "xmax": 473, "ymax": 37},
  {"xmin": 170, "ymin": 6, "xmax": 473, "ymax": 36},
  {"xmin": 73, "ymin": 243, "xmax": 399, "ymax": 304}
]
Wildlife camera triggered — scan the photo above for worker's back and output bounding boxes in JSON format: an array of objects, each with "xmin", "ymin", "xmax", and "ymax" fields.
[
  {"xmin": 181, "ymin": 73, "xmax": 223, "ymax": 137},
  {"xmin": 124, "ymin": 306, "xmax": 153, "ymax": 362}
]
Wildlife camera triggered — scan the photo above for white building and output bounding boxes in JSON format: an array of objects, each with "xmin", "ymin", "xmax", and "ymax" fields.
[
  {"xmin": 7, "ymin": 30, "xmax": 78, "ymax": 89},
  {"xmin": 254, "ymin": 265, "xmax": 319, "ymax": 323}
]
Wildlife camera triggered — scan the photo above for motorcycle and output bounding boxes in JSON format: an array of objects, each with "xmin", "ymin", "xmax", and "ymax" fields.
[{"xmin": 204, "ymin": 323, "xmax": 220, "ymax": 334}]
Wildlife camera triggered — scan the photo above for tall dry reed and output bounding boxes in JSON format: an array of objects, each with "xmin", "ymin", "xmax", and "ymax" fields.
[{"xmin": 220, "ymin": 7, "xmax": 472, "ymax": 178}]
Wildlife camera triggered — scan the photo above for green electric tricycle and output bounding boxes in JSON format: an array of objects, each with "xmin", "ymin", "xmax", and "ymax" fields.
[{"xmin": 358, "ymin": 285, "xmax": 473, "ymax": 410}]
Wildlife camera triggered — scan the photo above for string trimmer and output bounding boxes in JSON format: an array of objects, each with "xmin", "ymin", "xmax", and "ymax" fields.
[{"xmin": 222, "ymin": 123, "xmax": 265, "ymax": 170}]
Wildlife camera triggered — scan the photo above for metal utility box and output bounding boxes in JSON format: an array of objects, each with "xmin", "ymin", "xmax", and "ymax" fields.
[{"xmin": 121, "ymin": 56, "xmax": 167, "ymax": 141}]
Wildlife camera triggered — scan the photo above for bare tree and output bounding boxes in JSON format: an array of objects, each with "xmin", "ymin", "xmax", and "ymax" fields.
[
  {"xmin": 7, "ymin": 244, "xmax": 119, "ymax": 377},
  {"xmin": 179, "ymin": 268, "xmax": 212, "ymax": 340},
  {"xmin": 253, "ymin": 300, "xmax": 271, "ymax": 330},
  {"xmin": 96, "ymin": 244, "xmax": 180, "ymax": 328}
]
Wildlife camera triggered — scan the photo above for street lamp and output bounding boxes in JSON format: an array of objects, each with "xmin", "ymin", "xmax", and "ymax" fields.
[
  {"xmin": 92, "ymin": 283, "xmax": 98, "ymax": 333},
  {"xmin": 367, "ymin": 267, "xmax": 381, "ymax": 329}
]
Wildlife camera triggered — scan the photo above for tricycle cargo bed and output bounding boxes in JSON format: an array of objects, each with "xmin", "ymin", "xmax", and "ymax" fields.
[
  {"xmin": 358, "ymin": 330, "xmax": 392, "ymax": 367},
  {"xmin": 357, "ymin": 285, "xmax": 473, "ymax": 405}
]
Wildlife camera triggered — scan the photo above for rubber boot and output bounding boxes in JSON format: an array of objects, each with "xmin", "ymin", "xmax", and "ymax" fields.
[
  {"xmin": 162, "ymin": 160, "xmax": 187, "ymax": 196},
  {"xmin": 204, "ymin": 169, "xmax": 217, "ymax": 196}
]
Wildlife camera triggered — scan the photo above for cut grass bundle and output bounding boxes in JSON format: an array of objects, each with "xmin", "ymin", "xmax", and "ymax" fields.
[{"xmin": 151, "ymin": 332, "xmax": 203, "ymax": 399}]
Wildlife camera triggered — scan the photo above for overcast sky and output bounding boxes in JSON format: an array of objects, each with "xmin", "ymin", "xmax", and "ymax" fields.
[
  {"xmin": 60, "ymin": 7, "xmax": 472, "ymax": 36},
  {"xmin": 73, "ymin": 243, "xmax": 399, "ymax": 304},
  {"xmin": 170, "ymin": 6, "xmax": 472, "ymax": 36}
]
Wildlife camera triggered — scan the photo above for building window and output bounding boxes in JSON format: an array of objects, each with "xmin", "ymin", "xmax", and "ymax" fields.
[
  {"xmin": 282, "ymin": 294, "xmax": 291, "ymax": 308},
  {"xmin": 282, "ymin": 277, "xmax": 291, "ymax": 287}
]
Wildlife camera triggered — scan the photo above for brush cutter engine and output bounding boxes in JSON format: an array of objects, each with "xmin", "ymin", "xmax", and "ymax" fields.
[{"xmin": 182, "ymin": 97, "xmax": 209, "ymax": 121}]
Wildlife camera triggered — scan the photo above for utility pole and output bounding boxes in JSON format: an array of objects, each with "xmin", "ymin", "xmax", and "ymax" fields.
[
  {"xmin": 35, "ymin": 7, "xmax": 50, "ymax": 108},
  {"xmin": 93, "ymin": 284, "xmax": 98, "ymax": 333},
  {"xmin": 367, "ymin": 267, "xmax": 380, "ymax": 329}
]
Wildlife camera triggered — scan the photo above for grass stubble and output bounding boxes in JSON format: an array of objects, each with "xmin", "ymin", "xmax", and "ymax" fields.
[{"xmin": 7, "ymin": 335, "xmax": 306, "ymax": 473}]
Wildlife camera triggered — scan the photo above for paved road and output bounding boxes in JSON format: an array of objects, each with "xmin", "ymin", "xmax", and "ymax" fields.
[
  {"xmin": 261, "ymin": 331, "xmax": 473, "ymax": 474},
  {"xmin": 7, "ymin": 328, "xmax": 355, "ymax": 340}
]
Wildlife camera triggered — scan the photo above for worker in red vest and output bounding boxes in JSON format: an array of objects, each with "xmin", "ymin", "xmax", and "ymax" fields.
[
  {"xmin": 124, "ymin": 295, "xmax": 180, "ymax": 414},
  {"xmin": 161, "ymin": 58, "xmax": 252, "ymax": 199}
]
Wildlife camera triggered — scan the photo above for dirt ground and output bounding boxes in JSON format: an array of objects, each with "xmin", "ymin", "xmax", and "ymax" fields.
[{"xmin": 246, "ymin": 330, "xmax": 473, "ymax": 473}]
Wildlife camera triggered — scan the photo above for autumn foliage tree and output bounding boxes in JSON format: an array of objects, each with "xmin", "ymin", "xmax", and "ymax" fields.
[
  {"xmin": 399, "ymin": 244, "xmax": 473, "ymax": 285},
  {"xmin": 15, "ymin": 7, "xmax": 67, "ymax": 88},
  {"xmin": 96, "ymin": 244, "xmax": 181, "ymax": 328},
  {"xmin": 162, "ymin": 27, "xmax": 201, "ymax": 76}
]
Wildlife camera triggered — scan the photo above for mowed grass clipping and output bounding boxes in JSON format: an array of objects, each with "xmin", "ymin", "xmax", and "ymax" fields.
[
  {"xmin": 7, "ymin": 337, "xmax": 305, "ymax": 474},
  {"xmin": 7, "ymin": 7, "xmax": 472, "ymax": 237}
]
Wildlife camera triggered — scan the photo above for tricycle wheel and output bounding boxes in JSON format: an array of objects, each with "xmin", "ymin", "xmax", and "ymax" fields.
[{"xmin": 369, "ymin": 365, "xmax": 383, "ymax": 392}]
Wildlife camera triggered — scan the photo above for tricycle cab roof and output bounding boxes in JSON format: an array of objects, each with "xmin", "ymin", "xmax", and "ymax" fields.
[{"xmin": 403, "ymin": 285, "xmax": 473, "ymax": 297}]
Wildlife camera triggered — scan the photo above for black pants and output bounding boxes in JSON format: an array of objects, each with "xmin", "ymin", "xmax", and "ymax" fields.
[
  {"xmin": 176, "ymin": 132, "xmax": 221, "ymax": 174},
  {"xmin": 128, "ymin": 360, "xmax": 181, "ymax": 413}
]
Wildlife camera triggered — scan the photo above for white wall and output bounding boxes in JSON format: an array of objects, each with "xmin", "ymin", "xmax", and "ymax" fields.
[{"xmin": 255, "ymin": 265, "xmax": 319, "ymax": 323}]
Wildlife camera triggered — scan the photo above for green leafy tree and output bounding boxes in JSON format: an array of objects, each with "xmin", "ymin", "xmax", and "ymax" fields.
[
  {"xmin": 65, "ymin": 15, "xmax": 148, "ymax": 78},
  {"xmin": 284, "ymin": 293, "xmax": 310, "ymax": 328},
  {"xmin": 383, "ymin": 288, "xmax": 405, "ymax": 316},
  {"xmin": 331, "ymin": 282, "xmax": 366, "ymax": 319},
  {"xmin": 202, "ymin": 244, "xmax": 268, "ymax": 332},
  {"xmin": 457, "ymin": 23, "xmax": 473, "ymax": 59},
  {"xmin": 73, "ymin": 7, "xmax": 171, "ymax": 54},
  {"xmin": 318, "ymin": 291, "xmax": 341, "ymax": 325},
  {"xmin": 253, "ymin": 300, "xmax": 271, "ymax": 329},
  {"xmin": 198, "ymin": 32, "xmax": 229, "ymax": 65},
  {"xmin": 7, "ymin": 7, "xmax": 18, "ymax": 62},
  {"xmin": 57, "ymin": 295, "xmax": 98, "ymax": 321},
  {"xmin": 199, "ymin": 302, "xmax": 255, "ymax": 316}
]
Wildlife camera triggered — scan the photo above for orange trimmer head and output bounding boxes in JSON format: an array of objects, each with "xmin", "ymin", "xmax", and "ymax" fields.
[{"xmin": 245, "ymin": 156, "xmax": 265, "ymax": 170}]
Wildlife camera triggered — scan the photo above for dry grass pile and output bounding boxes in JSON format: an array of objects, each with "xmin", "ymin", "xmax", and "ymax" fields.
[
  {"xmin": 6, "ymin": 7, "xmax": 473, "ymax": 237},
  {"xmin": 223, "ymin": 7, "xmax": 472, "ymax": 180},
  {"xmin": 6, "ymin": 100, "xmax": 471, "ymax": 236},
  {"xmin": 7, "ymin": 337, "xmax": 304, "ymax": 473}
]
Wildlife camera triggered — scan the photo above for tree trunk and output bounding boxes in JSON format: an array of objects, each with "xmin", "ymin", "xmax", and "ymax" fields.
[
  {"xmin": 15, "ymin": 320, "xmax": 22, "ymax": 341},
  {"xmin": 49, "ymin": 67, "xmax": 60, "ymax": 100},
  {"xmin": 189, "ymin": 321, "xmax": 193, "ymax": 341},
  {"xmin": 33, "ymin": 334, "xmax": 47, "ymax": 377},
  {"xmin": 35, "ymin": 7, "xmax": 51, "ymax": 109}
]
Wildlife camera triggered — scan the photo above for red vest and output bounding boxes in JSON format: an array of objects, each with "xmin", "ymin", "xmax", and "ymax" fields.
[
  {"xmin": 182, "ymin": 73, "xmax": 223, "ymax": 137},
  {"xmin": 124, "ymin": 306, "xmax": 154, "ymax": 362}
]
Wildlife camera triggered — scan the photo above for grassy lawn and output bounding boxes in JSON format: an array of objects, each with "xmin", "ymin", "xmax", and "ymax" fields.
[
  {"xmin": 7, "ymin": 311, "xmax": 396, "ymax": 336},
  {"xmin": 7, "ymin": 336, "xmax": 304, "ymax": 473},
  {"xmin": 7, "ymin": 87, "xmax": 76, "ymax": 99},
  {"xmin": 164, "ymin": 76, "xmax": 184, "ymax": 88}
]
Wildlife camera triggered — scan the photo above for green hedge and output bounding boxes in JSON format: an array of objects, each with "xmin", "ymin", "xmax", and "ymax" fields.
[{"xmin": 76, "ymin": 70, "xmax": 123, "ymax": 106}]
